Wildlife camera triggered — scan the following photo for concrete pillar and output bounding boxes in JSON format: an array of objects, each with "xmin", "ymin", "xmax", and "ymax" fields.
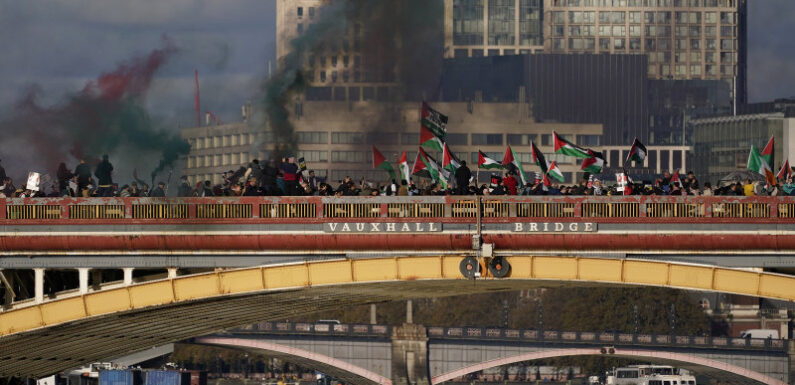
[
  {"xmin": 91, "ymin": 270, "xmax": 103, "ymax": 290},
  {"xmin": 370, "ymin": 304, "xmax": 377, "ymax": 325},
  {"xmin": 167, "ymin": 268, "xmax": 178, "ymax": 279},
  {"xmin": 391, "ymin": 324, "xmax": 429, "ymax": 385},
  {"xmin": 123, "ymin": 268, "xmax": 134, "ymax": 285},
  {"xmin": 78, "ymin": 268, "xmax": 90, "ymax": 294},
  {"xmin": 406, "ymin": 300, "xmax": 413, "ymax": 324},
  {"xmin": 34, "ymin": 268, "xmax": 45, "ymax": 304}
]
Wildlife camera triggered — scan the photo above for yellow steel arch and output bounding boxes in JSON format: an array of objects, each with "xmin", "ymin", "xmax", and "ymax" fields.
[
  {"xmin": 2, "ymin": 256, "xmax": 795, "ymax": 378},
  {"xmin": 2, "ymin": 256, "xmax": 793, "ymax": 339}
]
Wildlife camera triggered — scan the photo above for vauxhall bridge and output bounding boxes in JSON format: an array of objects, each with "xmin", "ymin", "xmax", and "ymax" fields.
[{"xmin": 0, "ymin": 195, "xmax": 795, "ymax": 383}]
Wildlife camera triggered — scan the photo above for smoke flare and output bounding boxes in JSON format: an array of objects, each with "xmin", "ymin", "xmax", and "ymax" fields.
[{"xmin": 0, "ymin": 39, "xmax": 190, "ymax": 180}]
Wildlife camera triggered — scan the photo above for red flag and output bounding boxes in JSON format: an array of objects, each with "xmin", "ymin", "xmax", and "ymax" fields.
[{"xmin": 777, "ymin": 159, "xmax": 791, "ymax": 181}]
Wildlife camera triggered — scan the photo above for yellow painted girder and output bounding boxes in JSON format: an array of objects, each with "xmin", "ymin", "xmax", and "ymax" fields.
[{"xmin": 1, "ymin": 256, "xmax": 794, "ymax": 338}]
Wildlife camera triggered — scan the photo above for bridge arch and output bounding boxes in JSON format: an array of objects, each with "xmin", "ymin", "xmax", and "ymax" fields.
[
  {"xmin": 430, "ymin": 348, "xmax": 786, "ymax": 385},
  {"xmin": 196, "ymin": 336, "xmax": 391, "ymax": 385},
  {"xmin": 1, "ymin": 256, "xmax": 794, "ymax": 379}
]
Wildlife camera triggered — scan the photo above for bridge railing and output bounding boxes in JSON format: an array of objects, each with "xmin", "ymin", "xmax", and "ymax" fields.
[
  {"xmin": 230, "ymin": 321, "xmax": 392, "ymax": 338},
  {"xmin": 2, "ymin": 196, "xmax": 795, "ymax": 222},
  {"xmin": 426, "ymin": 326, "xmax": 788, "ymax": 352}
]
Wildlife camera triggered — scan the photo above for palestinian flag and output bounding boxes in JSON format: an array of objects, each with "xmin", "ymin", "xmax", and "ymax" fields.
[
  {"xmin": 502, "ymin": 145, "xmax": 529, "ymax": 186},
  {"xmin": 420, "ymin": 102, "xmax": 447, "ymax": 151},
  {"xmin": 625, "ymin": 138, "xmax": 647, "ymax": 164},
  {"xmin": 531, "ymin": 142, "xmax": 549, "ymax": 174},
  {"xmin": 777, "ymin": 159, "xmax": 791, "ymax": 181},
  {"xmin": 553, "ymin": 131, "xmax": 590, "ymax": 159},
  {"xmin": 671, "ymin": 169, "xmax": 683, "ymax": 187},
  {"xmin": 399, "ymin": 151, "xmax": 411, "ymax": 183},
  {"xmin": 372, "ymin": 146, "xmax": 396, "ymax": 180},
  {"xmin": 581, "ymin": 150, "xmax": 605, "ymax": 173},
  {"xmin": 478, "ymin": 150, "xmax": 503, "ymax": 170},
  {"xmin": 546, "ymin": 161, "xmax": 564, "ymax": 183},
  {"xmin": 413, "ymin": 147, "xmax": 447, "ymax": 188},
  {"xmin": 748, "ymin": 145, "xmax": 776, "ymax": 186},
  {"xmin": 761, "ymin": 136, "xmax": 774, "ymax": 166},
  {"xmin": 442, "ymin": 143, "xmax": 461, "ymax": 173}
]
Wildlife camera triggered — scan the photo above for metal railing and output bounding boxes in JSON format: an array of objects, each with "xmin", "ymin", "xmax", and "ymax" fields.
[
  {"xmin": 2, "ymin": 196, "xmax": 794, "ymax": 221},
  {"xmin": 223, "ymin": 322, "xmax": 786, "ymax": 352},
  {"xmin": 233, "ymin": 321, "xmax": 392, "ymax": 338},
  {"xmin": 425, "ymin": 326, "xmax": 787, "ymax": 351}
]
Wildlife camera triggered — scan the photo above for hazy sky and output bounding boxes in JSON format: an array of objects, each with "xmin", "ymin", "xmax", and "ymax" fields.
[{"xmin": 0, "ymin": 1, "xmax": 792, "ymax": 127}]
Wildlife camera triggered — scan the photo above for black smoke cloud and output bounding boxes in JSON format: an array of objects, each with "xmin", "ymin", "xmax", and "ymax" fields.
[{"xmin": 260, "ymin": 0, "xmax": 444, "ymax": 158}]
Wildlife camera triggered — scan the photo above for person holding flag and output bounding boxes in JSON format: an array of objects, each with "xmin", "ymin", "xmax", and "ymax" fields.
[
  {"xmin": 419, "ymin": 102, "xmax": 448, "ymax": 151},
  {"xmin": 412, "ymin": 147, "xmax": 448, "ymax": 189},
  {"xmin": 372, "ymin": 145, "xmax": 396, "ymax": 181},
  {"xmin": 398, "ymin": 151, "xmax": 411, "ymax": 184},
  {"xmin": 531, "ymin": 142, "xmax": 549, "ymax": 174},
  {"xmin": 625, "ymin": 138, "xmax": 648, "ymax": 165},
  {"xmin": 777, "ymin": 159, "xmax": 792, "ymax": 182},
  {"xmin": 477, "ymin": 150, "xmax": 503, "ymax": 187},
  {"xmin": 747, "ymin": 143, "xmax": 776, "ymax": 187},
  {"xmin": 502, "ymin": 144, "xmax": 529, "ymax": 186},
  {"xmin": 582, "ymin": 150, "xmax": 605, "ymax": 174}
]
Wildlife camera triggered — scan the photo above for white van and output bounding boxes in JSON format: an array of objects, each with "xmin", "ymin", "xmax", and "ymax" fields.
[{"xmin": 739, "ymin": 329, "xmax": 779, "ymax": 339}]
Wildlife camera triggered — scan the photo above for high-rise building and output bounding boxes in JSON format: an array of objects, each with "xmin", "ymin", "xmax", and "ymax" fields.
[
  {"xmin": 444, "ymin": 0, "xmax": 545, "ymax": 58},
  {"xmin": 542, "ymin": 0, "xmax": 747, "ymax": 105}
]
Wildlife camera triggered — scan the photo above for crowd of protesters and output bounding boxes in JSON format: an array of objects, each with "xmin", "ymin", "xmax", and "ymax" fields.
[{"xmin": 1, "ymin": 156, "xmax": 794, "ymax": 198}]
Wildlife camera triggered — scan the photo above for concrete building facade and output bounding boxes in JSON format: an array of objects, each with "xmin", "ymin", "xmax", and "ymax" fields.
[
  {"xmin": 180, "ymin": 101, "xmax": 609, "ymax": 186},
  {"xmin": 445, "ymin": 0, "xmax": 747, "ymax": 104},
  {"xmin": 443, "ymin": 0, "xmax": 545, "ymax": 58},
  {"xmin": 691, "ymin": 112, "xmax": 795, "ymax": 184}
]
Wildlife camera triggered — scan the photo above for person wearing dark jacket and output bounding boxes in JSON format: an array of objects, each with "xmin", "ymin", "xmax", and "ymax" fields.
[
  {"xmin": 262, "ymin": 159, "xmax": 279, "ymax": 195},
  {"xmin": 177, "ymin": 176, "xmax": 192, "ymax": 197},
  {"xmin": 74, "ymin": 159, "xmax": 92, "ymax": 192},
  {"xmin": 454, "ymin": 161, "xmax": 472, "ymax": 195},
  {"xmin": 56, "ymin": 162, "xmax": 72, "ymax": 193},
  {"xmin": 279, "ymin": 157, "xmax": 299, "ymax": 195},
  {"xmin": 94, "ymin": 155, "xmax": 114, "ymax": 197},
  {"xmin": 150, "ymin": 182, "xmax": 166, "ymax": 197}
]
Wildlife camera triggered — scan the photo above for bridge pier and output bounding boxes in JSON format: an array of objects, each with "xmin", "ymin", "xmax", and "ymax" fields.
[
  {"xmin": 78, "ymin": 268, "xmax": 89, "ymax": 294},
  {"xmin": 123, "ymin": 268, "xmax": 134, "ymax": 285},
  {"xmin": 391, "ymin": 324, "xmax": 429, "ymax": 385},
  {"xmin": 33, "ymin": 268, "xmax": 44, "ymax": 304}
]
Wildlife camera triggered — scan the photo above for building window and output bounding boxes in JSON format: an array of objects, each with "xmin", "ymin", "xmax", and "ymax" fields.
[
  {"xmin": 297, "ymin": 131, "xmax": 328, "ymax": 144},
  {"xmin": 447, "ymin": 133, "xmax": 468, "ymax": 146},
  {"xmin": 507, "ymin": 134, "xmax": 538, "ymax": 146},
  {"xmin": 297, "ymin": 24, "xmax": 303, "ymax": 34},
  {"xmin": 332, "ymin": 132, "xmax": 364, "ymax": 144},
  {"xmin": 576, "ymin": 135, "xmax": 600, "ymax": 146},
  {"xmin": 366, "ymin": 132, "xmax": 399, "ymax": 145},
  {"xmin": 297, "ymin": 150, "xmax": 328, "ymax": 163},
  {"xmin": 402, "ymin": 133, "xmax": 419, "ymax": 145},
  {"xmin": 471, "ymin": 134, "xmax": 503, "ymax": 146},
  {"xmin": 331, "ymin": 151, "xmax": 369, "ymax": 163},
  {"xmin": 453, "ymin": 0, "xmax": 485, "ymax": 45},
  {"xmin": 308, "ymin": 7, "xmax": 315, "ymax": 19},
  {"xmin": 297, "ymin": 7, "xmax": 303, "ymax": 18}
]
